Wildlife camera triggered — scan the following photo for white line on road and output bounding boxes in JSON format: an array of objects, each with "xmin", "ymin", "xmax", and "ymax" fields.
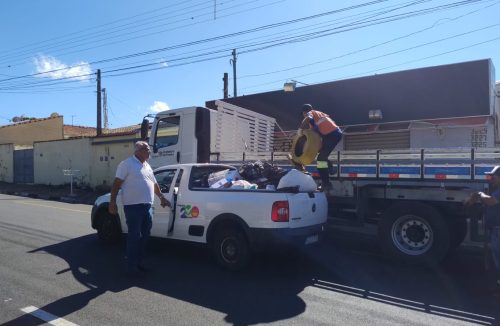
[
  {"xmin": 21, "ymin": 306, "xmax": 79, "ymax": 326},
  {"xmin": 17, "ymin": 201, "xmax": 89, "ymax": 213}
]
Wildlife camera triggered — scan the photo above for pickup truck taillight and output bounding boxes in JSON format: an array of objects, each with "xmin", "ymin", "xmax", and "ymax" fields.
[{"xmin": 272, "ymin": 201, "xmax": 289, "ymax": 222}]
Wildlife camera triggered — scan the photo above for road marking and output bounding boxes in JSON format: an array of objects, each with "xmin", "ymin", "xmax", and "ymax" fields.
[
  {"xmin": 21, "ymin": 306, "xmax": 79, "ymax": 326},
  {"xmin": 17, "ymin": 201, "xmax": 89, "ymax": 213}
]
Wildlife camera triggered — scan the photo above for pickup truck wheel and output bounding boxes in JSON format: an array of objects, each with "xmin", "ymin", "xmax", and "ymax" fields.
[
  {"xmin": 379, "ymin": 203, "xmax": 450, "ymax": 266},
  {"xmin": 213, "ymin": 227, "xmax": 250, "ymax": 271},
  {"xmin": 97, "ymin": 212, "xmax": 121, "ymax": 244}
]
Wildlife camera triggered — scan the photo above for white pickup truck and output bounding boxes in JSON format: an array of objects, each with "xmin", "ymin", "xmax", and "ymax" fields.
[{"xmin": 91, "ymin": 163, "xmax": 328, "ymax": 270}]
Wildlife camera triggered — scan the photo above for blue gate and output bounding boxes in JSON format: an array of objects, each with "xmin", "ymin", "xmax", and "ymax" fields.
[{"xmin": 14, "ymin": 149, "xmax": 34, "ymax": 183}]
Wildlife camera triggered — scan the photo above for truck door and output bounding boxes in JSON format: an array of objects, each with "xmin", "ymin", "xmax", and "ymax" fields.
[
  {"xmin": 150, "ymin": 109, "xmax": 200, "ymax": 168},
  {"xmin": 151, "ymin": 168, "xmax": 178, "ymax": 237},
  {"xmin": 150, "ymin": 115, "xmax": 182, "ymax": 167}
]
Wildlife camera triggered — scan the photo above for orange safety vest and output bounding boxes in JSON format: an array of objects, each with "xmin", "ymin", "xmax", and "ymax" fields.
[{"xmin": 307, "ymin": 110, "xmax": 338, "ymax": 135}]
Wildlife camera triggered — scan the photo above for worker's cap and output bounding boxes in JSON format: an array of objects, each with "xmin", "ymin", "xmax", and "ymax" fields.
[
  {"xmin": 301, "ymin": 104, "xmax": 313, "ymax": 112},
  {"xmin": 484, "ymin": 166, "xmax": 500, "ymax": 177}
]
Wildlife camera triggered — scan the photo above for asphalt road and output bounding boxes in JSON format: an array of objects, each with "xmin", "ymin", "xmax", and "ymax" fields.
[{"xmin": 0, "ymin": 194, "xmax": 499, "ymax": 326}]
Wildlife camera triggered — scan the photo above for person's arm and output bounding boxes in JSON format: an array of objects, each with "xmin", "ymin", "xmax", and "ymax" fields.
[
  {"xmin": 478, "ymin": 191, "xmax": 500, "ymax": 207},
  {"xmin": 154, "ymin": 182, "xmax": 172, "ymax": 208},
  {"xmin": 108, "ymin": 178, "xmax": 123, "ymax": 215},
  {"xmin": 464, "ymin": 191, "xmax": 480, "ymax": 207},
  {"xmin": 300, "ymin": 117, "xmax": 310, "ymax": 130}
]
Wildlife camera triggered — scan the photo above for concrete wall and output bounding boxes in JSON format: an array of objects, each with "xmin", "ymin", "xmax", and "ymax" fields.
[
  {"xmin": 91, "ymin": 137, "xmax": 136, "ymax": 189},
  {"xmin": 32, "ymin": 136, "xmax": 138, "ymax": 189},
  {"xmin": 0, "ymin": 116, "xmax": 63, "ymax": 146},
  {"xmin": 0, "ymin": 144, "xmax": 14, "ymax": 183},
  {"xmin": 34, "ymin": 138, "xmax": 92, "ymax": 186}
]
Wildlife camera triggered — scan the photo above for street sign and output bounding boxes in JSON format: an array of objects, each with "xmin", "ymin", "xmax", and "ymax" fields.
[{"xmin": 63, "ymin": 169, "xmax": 80, "ymax": 196}]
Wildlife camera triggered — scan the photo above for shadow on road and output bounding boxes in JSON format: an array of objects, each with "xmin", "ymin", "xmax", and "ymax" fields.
[{"xmin": 3, "ymin": 231, "xmax": 500, "ymax": 325}]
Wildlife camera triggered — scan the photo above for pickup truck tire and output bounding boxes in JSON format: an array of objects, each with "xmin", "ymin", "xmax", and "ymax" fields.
[
  {"xmin": 379, "ymin": 202, "xmax": 450, "ymax": 266},
  {"xmin": 212, "ymin": 227, "xmax": 250, "ymax": 271},
  {"xmin": 96, "ymin": 212, "xmax": 121, "ymax": 244}
]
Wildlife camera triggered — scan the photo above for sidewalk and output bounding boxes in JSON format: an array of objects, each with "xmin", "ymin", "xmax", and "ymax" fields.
[{"xmin": 0, "ymin": 182, "xmax": 107, "ymax": 205}]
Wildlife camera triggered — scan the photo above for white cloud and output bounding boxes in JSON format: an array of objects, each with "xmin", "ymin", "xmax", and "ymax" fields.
[
  {"xmin": 158, "ymin": 59, "xmax": 168, "ymax": 67},
  {"xmin": 33, "ymin": 55, "xmax": 92, "ymax": 81},
  {"xmin": 149, "ymin": 101, "xmax": 170, "ymax": 113}
]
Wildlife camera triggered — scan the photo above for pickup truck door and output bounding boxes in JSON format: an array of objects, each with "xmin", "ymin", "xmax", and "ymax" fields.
[{"xmin": 151, "ymin": 168, "xmax": 178, "ymax": 237}]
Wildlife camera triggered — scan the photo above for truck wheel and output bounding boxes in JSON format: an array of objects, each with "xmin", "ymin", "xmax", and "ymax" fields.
[
  {"xmin": 379, "ymin": 202, "xmax": 450, "ymax": 266},
  {"xmin": 212, "ymin": 227, "xmax": 250, "ymax": 271},
  {"xmin": 447, "ymin": 217, "xmax": 468, "ymax": 250},
  {"xmin": 291, "ymin": 129, "xmax": 322, "ymax": 166},
  {"xmin": 97, "ymin": 212, "xmax": 121, "ymax": 244}
]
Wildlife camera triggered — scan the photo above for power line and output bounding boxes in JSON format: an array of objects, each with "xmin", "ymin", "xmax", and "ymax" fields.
[
  {"xmin": 0, "ymin": 0, "xmax": 210, "ymax": 61},
  {"xmin": 323, "ymin": 36, "xmax": 500, "ymax": 83},
  {"xmin": 239, "ymin": 0, "xmax": 500, "ymax": 79},
  {"xmin": 242, "ymin": 31, "xmax": 500, "ymax": 92},
  {"xmin": 0, "ymin": 0, "xmax": 492, "ymax": 91},
  {"xmin": 0, "ymin": 0, "xmax": 391, "ymax": 84},
  {"xmin": 0, "ymin": 0, "xmax": 284, "ymax": 68}
]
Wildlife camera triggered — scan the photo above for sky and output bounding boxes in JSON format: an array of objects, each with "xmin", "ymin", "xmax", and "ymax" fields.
[{"xmin": 0, "ymin": 0, "xmax": 499, "ymax": 129}]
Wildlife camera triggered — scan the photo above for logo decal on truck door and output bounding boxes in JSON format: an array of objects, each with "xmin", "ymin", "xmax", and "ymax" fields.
[{"xmin": 180, "ymin": 205, "xmax": 200, "ymax": 218}]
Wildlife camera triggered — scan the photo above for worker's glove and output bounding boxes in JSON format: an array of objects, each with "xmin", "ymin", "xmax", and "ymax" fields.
[{"xmin": 297, "ymin": 129, "xmax": 304, "ymax": 137}]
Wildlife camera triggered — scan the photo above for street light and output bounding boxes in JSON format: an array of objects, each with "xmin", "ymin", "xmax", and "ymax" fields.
[{"xmin": 283, "ymin": 79, "xmax": 310, "ymax": 92}]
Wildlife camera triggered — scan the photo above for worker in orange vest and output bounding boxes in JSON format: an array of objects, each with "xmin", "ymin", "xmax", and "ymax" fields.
[{"xmin": 299, "ymin": 104, "xmax": 342, "ymax": 191}]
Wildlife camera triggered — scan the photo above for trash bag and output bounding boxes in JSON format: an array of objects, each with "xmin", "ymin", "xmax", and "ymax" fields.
[
  {"xmin": 239, "ymin": 161, "xmax": 287, "ymax": 188},
  {"xmin": 208, "ymin": 169, "xmax": 241, "ymax": 188},
  {"xmin": 261, "ymin": 161, "xmax": 288, "ymax": 187},
  {"xmin": 230, "ymin": 180, "xmax": 258, "ymax": 190},
  {"xmin": 238, "ymin": 161, "xmax": 264, "ymax": 182},
  {"xmin": 277, "ymin": 169, "xmax": 317, "ymax": 192}
]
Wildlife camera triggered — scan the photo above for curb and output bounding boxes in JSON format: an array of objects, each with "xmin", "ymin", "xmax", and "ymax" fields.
[{"xmin": 1, "ymin": 190, "xmax": 91, "ymax": 205}]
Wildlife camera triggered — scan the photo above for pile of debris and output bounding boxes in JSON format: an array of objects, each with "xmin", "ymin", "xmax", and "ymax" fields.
[{"xmin": 208, "ymin": 161, "xmax": 317, "ymax": 192}]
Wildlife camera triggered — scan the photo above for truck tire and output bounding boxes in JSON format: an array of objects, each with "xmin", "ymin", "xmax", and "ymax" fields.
[
  {"xmin": 291, "ymin": 129, "xmax": 322, "ymax": 166},
  {"xmin": 212, "ymin": 227, "xmax": 250, "ymax": 271},
  {"xmin": 96, "ymin": 211, "xmax": 121, "ymax": 244},
  {"xmin": 379, "ymin": 202, "xmax": 450, "ymax": 266}
]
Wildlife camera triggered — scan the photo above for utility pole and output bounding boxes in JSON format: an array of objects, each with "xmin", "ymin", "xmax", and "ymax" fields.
[
  {"xmin": 223, "ymin": 73, "xmax": 228, "ymax": 99},
  {"xmin": 102, "ymin": 88, "xmax": 108, "ymax": 129},
  {"xmin": 96, "ymin": 69, "xmax": 102, "ymax": 136},
  {"xmin": 230, "ymin": 49, "xmax": 237, "ymax": 97}
]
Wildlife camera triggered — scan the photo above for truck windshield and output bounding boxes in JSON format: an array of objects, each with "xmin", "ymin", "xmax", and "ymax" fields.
[{"xmin": 155, "ymin": 116, "xmax": 180, "ymax": 150}]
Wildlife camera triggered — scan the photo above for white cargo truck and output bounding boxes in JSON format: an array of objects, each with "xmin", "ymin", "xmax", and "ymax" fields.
[{"xmin": 132, "ymin": 71, "xmax": 500, "ymax": 266}]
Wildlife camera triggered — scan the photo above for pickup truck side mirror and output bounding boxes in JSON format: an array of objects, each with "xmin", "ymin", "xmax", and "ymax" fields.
[{"xmin": 140, "ymin": 119, "xmax": 149, "ymax": 140}]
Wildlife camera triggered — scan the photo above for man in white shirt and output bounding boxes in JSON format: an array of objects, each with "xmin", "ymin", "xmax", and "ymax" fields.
[{"xmin": 109, "ymin": 141, "xmax": 171, "ymax": 276}]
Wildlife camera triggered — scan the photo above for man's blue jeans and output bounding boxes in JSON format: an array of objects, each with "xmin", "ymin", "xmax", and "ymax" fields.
[
  {"xmin": 124, "ymin": 204, "xmax": 152, "ymax": 273},
  {"xmin": 491, "ymin": 227, "xmax": 500, "ymax": 276}
]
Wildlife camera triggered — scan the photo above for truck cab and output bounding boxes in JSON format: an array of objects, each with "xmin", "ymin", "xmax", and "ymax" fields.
[{"xmin": 145, "ymin": 101, "xmax": 276, "ymax": 170}]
